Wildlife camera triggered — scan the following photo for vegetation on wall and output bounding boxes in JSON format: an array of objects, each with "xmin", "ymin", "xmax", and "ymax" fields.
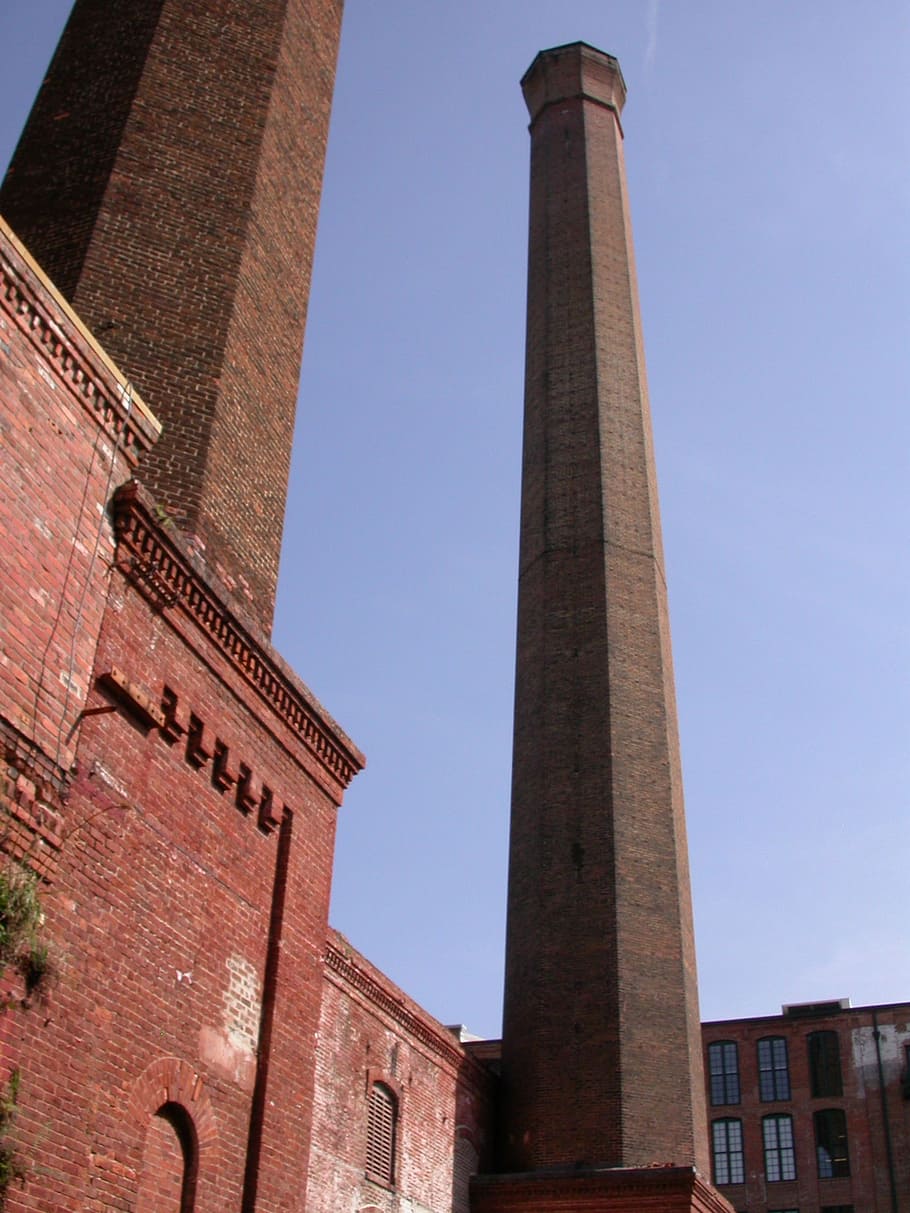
[
  {"xmin": 0, "ymin": 1070, "xmax": 24, "ymax": 1209},
  {"xmin": 0, "ymin": 862, "xmax": 50, "ymax": 1001},
  {"xmin": 0, "ymin": 859, "xmax": 56, "ymax": 1205}
]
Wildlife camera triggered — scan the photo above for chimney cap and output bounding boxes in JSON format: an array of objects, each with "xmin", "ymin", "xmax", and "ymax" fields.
[{"xmin": 521, "ymin": 42, "xmax": 627, "ymax": 125}]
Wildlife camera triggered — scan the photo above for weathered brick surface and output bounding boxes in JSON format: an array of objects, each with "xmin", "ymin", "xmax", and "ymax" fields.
[
  {"xmin": 0, "ymin": 219, "xmax": 158, "ymax": 873},
  {"xmin": 2, "ymin": 542, "xmax": 361, "ymax": 1210},
  {"xmin": 703, "ymin": 1001, "xmax": 910, "ymax": 1213},
  {"xmin": 134, "ymin": 1112, "xmax": 188, "ymax": 1211},
  {"xmin": 4, "ymin": 572, "xmax": 339, "ymax": 1207},
  {"xmin": 499, "ymin": 44, "xmax": 707, "ymax": 1174},
  {"xmin": 1, "ymin": 0, "xmax": 343, "ymax": 632},
  {"xmin": 308, "ymin": 931, "xmax": 495, "ymax": 1213},
  {"xmin": 472, "ymin": 1165, "xmax": 734, "ymax": 1213},
  {"xmin": 0, "ymin": 214, "xmax": 366, "ymax": 1209}
]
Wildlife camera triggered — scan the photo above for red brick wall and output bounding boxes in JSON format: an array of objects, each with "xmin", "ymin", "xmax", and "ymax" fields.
[
  {"xmin": 134, "ymin": 1110, "xmax": 190, "ymax": 1212},
  {"xmin": 471, "ymin": 1166, "xmax": 734, "ymax": 1213},
  {"xmin": 0, "ymin": 219, "xmax": 158, "ymax": 871},
  {"xmin": 1, "ymin": 0, "xmax": 344, "ymax": 631},
  {"xmin": 703, "ymin": 1002, "xmax": 910, "ymax": 1213},
  {"xmin": 2, "ymin": 533, "xmax": 360, "ymax": 1209},
  {"xmin": 308, "ymin": 932, "xmax": 495, "ymax": 1213},
  {"xmin": 0, "ymin": 217, "xmax": 365, "ymax": 1210}
]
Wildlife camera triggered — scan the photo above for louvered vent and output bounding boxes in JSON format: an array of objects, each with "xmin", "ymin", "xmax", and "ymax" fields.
[{"xmin": 366, "ymin": 1083, "xmax": 396, "ymax": 1184}]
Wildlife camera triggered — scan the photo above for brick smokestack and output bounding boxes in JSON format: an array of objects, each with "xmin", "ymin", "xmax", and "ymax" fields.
[
  {"xmin": 0, "ymin": 0, "xmax": 343, "ymax": 633},
  {"xmin": 499, "ymin": 42, "xmax": 708, "ymax": 1174}
]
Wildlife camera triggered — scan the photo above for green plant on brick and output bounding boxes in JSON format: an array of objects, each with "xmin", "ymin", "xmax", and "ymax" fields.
[
  {"xmin": 0, "ymin": 862, "xmax": 54, "ymax": 1005},
  {"xmin": 0, "ymin": 865, "xmax": 41, "ymax": 969},
  {"xmin": 0, "ymin": 1069, "xmax": 24, "ymax": 1209}
]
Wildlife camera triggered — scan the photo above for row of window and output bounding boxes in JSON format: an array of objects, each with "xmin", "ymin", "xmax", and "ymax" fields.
[
  {"xmin": 712, "ymin": 1111, "xmax": 850, "ymax": 1186},
  {"xmin": 709, "ymin": 1031, "xmax": 842, "ymax": 1107}
]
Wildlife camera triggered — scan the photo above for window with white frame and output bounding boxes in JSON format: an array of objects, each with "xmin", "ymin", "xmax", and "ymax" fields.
[
  {"xmin": 711, "ymin": 1118, "xmax": 745, "ymax": 1185},
  {"xmin": 758, "ymin": 1036, "xmax": 791, "ymax": 1101},
  {"xmin": 708, "ymin": 1041, "xmax": 741, "ymax": 1106},
  {"xmin": 763, "ymin": 1114, "xmax": 796, "ymax": 1182}
]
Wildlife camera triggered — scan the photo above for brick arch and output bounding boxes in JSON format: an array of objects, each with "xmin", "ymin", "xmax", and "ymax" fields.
[
  {"xmin": 453, "ymin": 1121, "xmax": 482, "ymax": 1152},
  {"xmin": 365, "ymin": 1067, "xmax": 402, "ymax": 1107},
  {"xmin": 127, "ymin": 1057, "xmax": 219, "ymax": 1169}
]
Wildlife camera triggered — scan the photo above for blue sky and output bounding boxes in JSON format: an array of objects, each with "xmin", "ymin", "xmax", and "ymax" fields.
[{"xmin": 1, "ymin": 2, "xmax": 907, "ymax": 1040}]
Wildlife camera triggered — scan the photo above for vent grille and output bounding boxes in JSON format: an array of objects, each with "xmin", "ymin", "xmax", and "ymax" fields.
[{"xmin": 366, "ymin": 1083, "xmax": 395, "ymax": 1184}]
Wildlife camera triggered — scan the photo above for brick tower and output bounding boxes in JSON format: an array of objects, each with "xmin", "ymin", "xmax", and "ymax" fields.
[
  {"xmin": 0, "ymin": 0, "xmax": 343, "ymax": 632},
  {"xmin": 474, "ymin": 43, "xmax": 723, "ymax": 1213}
]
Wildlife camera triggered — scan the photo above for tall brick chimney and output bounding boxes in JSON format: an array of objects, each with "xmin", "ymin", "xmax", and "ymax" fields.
[
  {"xmin": 0, "ymin": 0, "xmax": 343, "ymax": 632},
  {"xmin": 475, "ymin": 43, "xmax": 716, "ymax": 1210}
]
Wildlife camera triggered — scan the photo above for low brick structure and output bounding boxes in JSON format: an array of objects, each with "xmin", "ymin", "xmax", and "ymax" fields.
[{"xmin": 308, "ymin": 932, "xmax": 494, "ymax": 1213}]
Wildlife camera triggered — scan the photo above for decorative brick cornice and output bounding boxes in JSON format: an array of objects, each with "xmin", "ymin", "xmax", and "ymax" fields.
[
  {"xmin": 111, "ymin": 481, "xmax": 363, "ymax": 793},
  {"xmin": 325, "ymin": 938, "xmax": 473, "ymax": 1072},
  {"xmin": 0, "ymin": 218, "xmax": 160, "ymax": 461}
]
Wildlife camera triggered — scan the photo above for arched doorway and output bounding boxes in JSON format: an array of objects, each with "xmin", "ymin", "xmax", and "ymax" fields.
[{"xmin": 135, "ymin": 1101, "xmax": 198, "ymax": 1212}]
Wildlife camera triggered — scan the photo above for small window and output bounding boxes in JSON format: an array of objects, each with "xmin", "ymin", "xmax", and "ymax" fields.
[
  {"xmin": 758, "ymin": 1036, "xmax": 791, "ymax": 1101},
  {"xmin": 365, "ymin": 1082, "xmax": 396, "ymax": 1185},
  {"xmin": 711, "ymin": 1118, "xmax": 745, "ymax": 1185},
  {"xmin": 815, "ymin": 1109, "xmax": 849, "ymax": 1179},
  {"xmin": 808, "ymin": 1031, "xmax": 843, "ymax": 1097},
  {"xmin": 708, "ymin": 1041, "xmax": 741, "ymax": 1106},
  {"xmin": 821, "ymin": 1206, "xmax": 854, "ymax": 1213},
  {"xmin": 763, "ymin": 1114, "xmax": 796, "ymax": 1182}
]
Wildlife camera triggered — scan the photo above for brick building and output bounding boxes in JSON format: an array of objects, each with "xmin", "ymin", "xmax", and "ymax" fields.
[
  {"xmin": 0, "ymin": 2, "xmax": 493, "ymax": 1209},
  {"xmin": 702, "ymin": 1000, "xmax": 910, "ymax": 1213},
  {"xmin": 0, "ymin": 5, "xmax": 898, "ymax": 1213}
]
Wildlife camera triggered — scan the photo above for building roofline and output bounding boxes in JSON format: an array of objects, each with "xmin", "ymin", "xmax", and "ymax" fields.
[{"xmin": 702, "ymin": 998, "xmax": 910, "ymax": 1030}]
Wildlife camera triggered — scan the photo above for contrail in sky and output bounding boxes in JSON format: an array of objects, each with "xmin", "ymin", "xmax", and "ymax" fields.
[{"xmin": 646, "ymin": 0, "xmax": 660, "ymax": 70}]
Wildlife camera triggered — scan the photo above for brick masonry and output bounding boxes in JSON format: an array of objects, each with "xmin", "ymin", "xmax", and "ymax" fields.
[
  {"xmin": 0, "ymin": 0, "xmax": 344, "ymax": 632},
  {"xmin": 0, "ymin": 216, "xmax": 364, "ymax": 1210},
  {"xmin": 2, "ymin": 138, "xmax": 493, "ymax": 1210},
  {"xmin": 472, "ymin": 1165, "xmax": 735, "ymax": 1213},
  {"xmin": 0, "ymin": 11, "xmax": 847, "ymax": 1213},
  {"xmin": 1, "ymin": 3, "xmax": 497, "ymax": 1204},
  {"xmin": 0, "ymin": 219, "xmax": 158, "ymax": 876},
  {"xmin": 499, "ymin": 43, "xmax": 708, "ymax": 1175},
  {"xmin": 702, "ymin": 1001, "xmax": 910, "ymax": 1213},
  {"xmin": 308, "ymin": 932, "xmax": 495, "ymax": 1213}
]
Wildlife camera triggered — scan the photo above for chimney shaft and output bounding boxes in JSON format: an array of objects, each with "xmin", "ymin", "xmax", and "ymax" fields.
[
  {"xmin": 1, "ymin": 0, "xmax": 344, "ymax": 631},
  {"xmin": 499, "ymin": 41, "xmax": 708, "ymax": 1174}
]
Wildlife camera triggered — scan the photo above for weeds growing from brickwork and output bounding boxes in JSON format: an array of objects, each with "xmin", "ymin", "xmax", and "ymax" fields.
[
  {"xmin": 0, "ymin": 861, "xmax": 56, "ymax": 1205},
  {"xmin": 0, "ymin": 861, "xmax": 55, "ymax": 1006},
  {"xmin": 0, "ymin": 1069, "xmax": 24, "ymax": 1209}
]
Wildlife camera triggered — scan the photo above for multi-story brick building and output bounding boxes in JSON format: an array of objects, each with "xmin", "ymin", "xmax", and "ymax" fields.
[{"xmin": 703, "ymin": 1000, "xmax": 910, "ymax": 1213}]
